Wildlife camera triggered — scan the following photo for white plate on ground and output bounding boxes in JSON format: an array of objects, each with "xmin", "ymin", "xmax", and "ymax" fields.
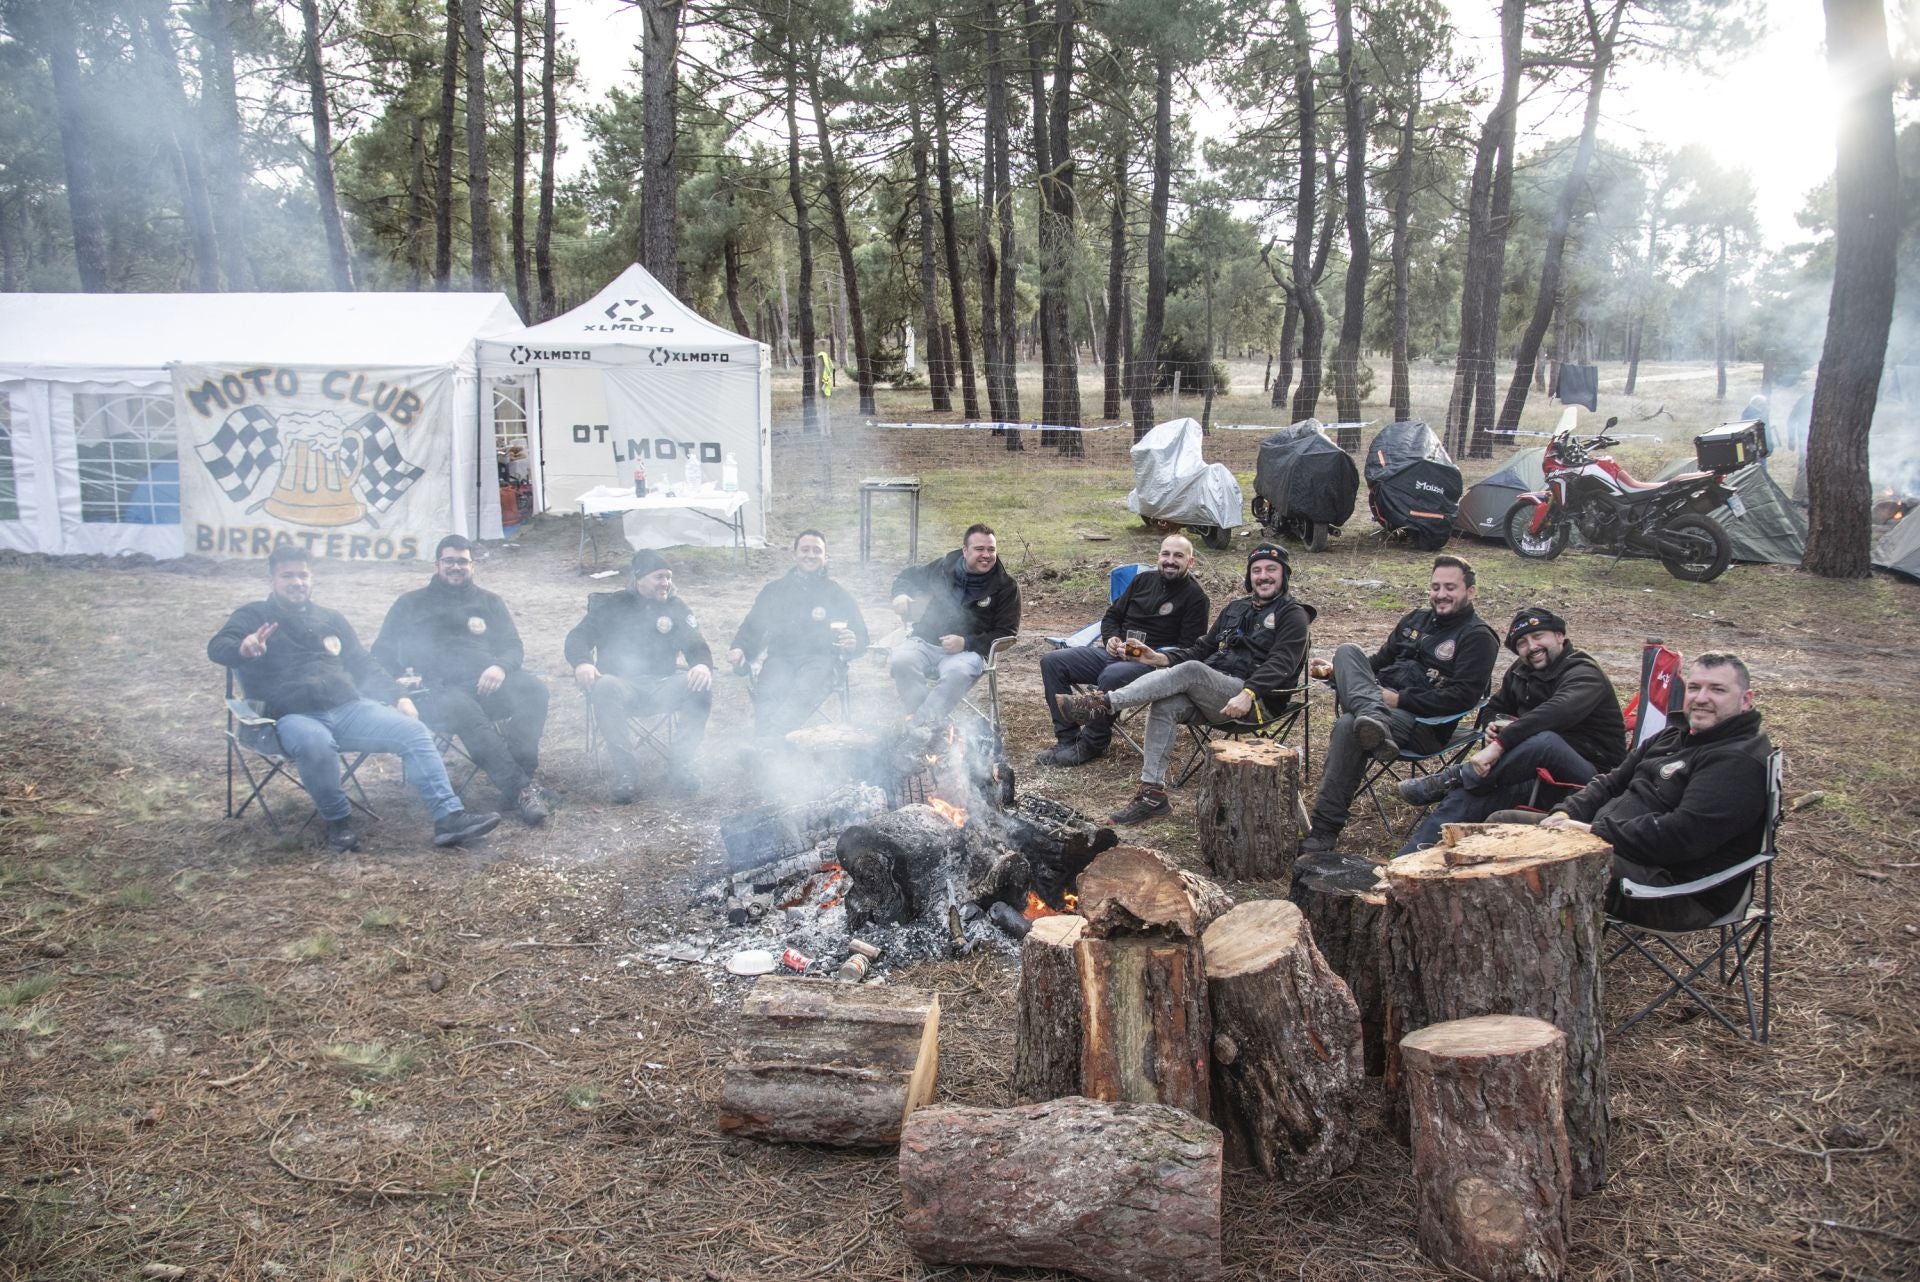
[{"xmin": 725, "ymin": 949, "xmax": 777, "ymax": 976}]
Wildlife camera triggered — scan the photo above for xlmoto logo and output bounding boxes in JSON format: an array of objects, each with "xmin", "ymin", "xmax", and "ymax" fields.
[
  {"xmin": 508, "ymin": 345, "xmax": 591, "ymax": 365},
  {"xmin": 647, "ymin": 348, "xmax": 733, "ymax": 366}
]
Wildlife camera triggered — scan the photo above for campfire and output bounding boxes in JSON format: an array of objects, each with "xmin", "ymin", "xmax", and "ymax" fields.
[{"xmin": 1873, "ymin": 488, "xmax": 1914, "ymax": 525}]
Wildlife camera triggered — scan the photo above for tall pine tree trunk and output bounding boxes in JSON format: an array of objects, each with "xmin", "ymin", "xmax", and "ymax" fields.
[
  {"xmin": 985, "ymin": 1, "xmax": 1021, "ymax": 430},
  {"xmin": 910, "ymin": 98, "xmax": 952, "ymax": 412},
  {"xmin": 512, "ymin": 0, "xmax": 530, "ymax": 307},
  {"xmin": 192, "ymin": 0, "xmax": 252, "ymax": 288},
  {"xmin": 928, "ymin": 30, "xmax": 981, "ymax": 419},
  {"xmin": 1388, "ymin": 84, "xmax": 1418, "ymax": 422},
  {"xmin": 39, "ymin": 0, "xmax": 110, "ymax": 289},
  {"xmin": 1329, "ymin": 0, "xmax": 1369, "ymax": 428},
  {"xmin": 1102, "ymin": 116, "xmax": 1128, "ymax": 422},
  {"xmin": 1449, "ymin": 0, "xmax": 1520, "ymax": 456},
  {"xmin": 808, "ymin": 61, "xmax": 877, "ymax": 418},
  {"xmin": 301, "ymin": 0, "xmax": 354, "ymax": 289},
  {"xmin": 535, "ymin": 0, "xmax": 558, "ymax": 317},
  {"xmin": 1129, "ymin": 46, "xmax": 1172, "ymax": 440},
  {"xmin": 434, "ymin": 0, "xmax": 460, "ymax": 287},
  {"xmin": 639, "ymin": 0, "xmax": 681, "ymax": 288},
  {"xmin": 465, "ymin": 0, "xmax": 490, "ymax": 286},
  {"xmin": 1713, "ymin": 227, "xmax": 1729, "ymax": 400},
  {"xmin": 1803, "ymin": 0, "xmax": 1898, "ymax": 577},
  {"xmin": 784, "ymin": 55, "xmax": 821, "ymax": 434},
  {"xmin": 1285, "ymin": 0, "xmax": 1324, "ymax": 425},
  {"xmin": 138, "ymin": 1, "xmax": 222, "ymax": 290},
  {"xmin": 407, "ymin": 116, "xmax": 427, "ymax": 288}
]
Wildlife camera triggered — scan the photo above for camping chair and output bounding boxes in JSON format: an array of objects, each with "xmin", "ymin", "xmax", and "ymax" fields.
[
  {"xmin": 1358, "ymin": 702, "xmax": 1488, "ymax": 840},
  {"xmin": 1168, "ymin": 636, "xmax": 1317, "ymax": 786},
  {"xmin": 744, "ymin": 652, "xmax": 854, "ymax": 728},
  {"xmin": 1043, "ymin": 564, "xmax": 1146, "ymax": 650},
  {"xmin": 956, "ymin": 635, "xmax": 1020, "ymax": 748},
  {"xmin": 1604, "ymin": 749, "xmax": 1783, "ymax": 1044},
  {"xmin": 223, "ymin": 670, "xmax": 376, "ymax": 837},
  {"xmin": 582, "ymin": 689, "xmax": 679, "ymax": 782}
]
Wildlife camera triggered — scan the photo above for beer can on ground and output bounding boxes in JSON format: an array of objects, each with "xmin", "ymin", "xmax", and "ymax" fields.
[{"xmin": 780, "ymin": 947, "xmax": 812, "ymax": 972}]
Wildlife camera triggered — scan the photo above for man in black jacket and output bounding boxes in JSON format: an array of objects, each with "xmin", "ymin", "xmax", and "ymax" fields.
[
  {"xmin": 372, "ymin": 535, "xmax": 551, "ymax": 825},
  {"xmin": 726, "ymin": 530, "xmax": 869, "ymax": 738},
  {"xmin": 564, "ymin": 549, "xmax": 713, "ymax": 800},
  {"xmin": 887, "ymin": 524, "xmax": 1021, "ymax": 728},
  {"xmin": 1036, "ymin": 534, "xmax": 1211, "ymax": 767},
  {"xmin": 1513, "ymin": 653, "xmax": 1773, "ymax": 930},
  {"xmin": 1303, "ymin": 555, "xmax": 1499, "ymax": 855},
  {"xmin": 1395, "ymin": 606, "xmax": 1625, "ymax": 854},
  {"xmin": 1057, "ymin": 543, "xmax": 1313, "ymax": 824},
  {"xmin": 208, "ymin": 546, "xmax": 501, "ymax": 853}
]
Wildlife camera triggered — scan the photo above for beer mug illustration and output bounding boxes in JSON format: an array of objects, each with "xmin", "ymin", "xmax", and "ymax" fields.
[{"xmin": 261, "ymin": 412, "xmax": 368, "ymax": 527}]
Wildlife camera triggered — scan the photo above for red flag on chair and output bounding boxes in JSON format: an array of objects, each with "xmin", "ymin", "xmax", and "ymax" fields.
[{"xmin": 1622, "ymin": 640, "xmax": 1683, "ymax": 746}]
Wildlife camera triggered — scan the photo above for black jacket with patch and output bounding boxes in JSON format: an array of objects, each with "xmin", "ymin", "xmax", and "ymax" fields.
[
  {"xmin": 1164, "ymin": 593, "xmax": 1315, "ymax": 715},
  {"xmin": 1099, "ymin": 571, "xmax": 1210, "ymax": 651},
  {"xmin": 372, "ymin": 576, "xmax": 525, "ymax": 692},
  {"xmin": 209, "ymin": 597, "xmax": 400, "ymax": 719},
  {"xmin": 1369, "ymin": 604, "xmax": 1499, "ymax": 721},
  {"xmin": 1485, "ymin": 645, "xmax": 1628, "ymax": 773},
  {"xmin": 563, "ymin": 591, "xmax": 713, "ymax": 681},
  {"xmin": 731, "ymin": 569, "xmax": 870, "ymax": 661},
  {"xmin": 891, "ymin": 551, "xmax": 1021, "ymax": 656}
]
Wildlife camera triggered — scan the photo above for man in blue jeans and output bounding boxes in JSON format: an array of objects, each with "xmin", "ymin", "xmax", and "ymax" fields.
[
  {"xmin": 210, "ymin": 545, "xmax": 501, "ymax": 853},
  {"xmin": 1395, "ymin": 606, "xmax": 1626, "ymax": 854}
]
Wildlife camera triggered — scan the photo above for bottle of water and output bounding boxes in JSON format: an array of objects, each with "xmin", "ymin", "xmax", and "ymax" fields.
[
  {"xmin": 683, "ymin": 452, "xmax": 704, "ymax": 492},
  {"xmin": 722, "ymin": 452, "xmax": 739, "ymax": 492}
]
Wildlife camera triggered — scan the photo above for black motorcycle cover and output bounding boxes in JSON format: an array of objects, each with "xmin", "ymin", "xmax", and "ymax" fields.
[
  {"xmin": 1254, "ymin": 420, "xmax": 1359, "ymax": 526},
  {"xmin": 1365, "ymin": 420, "xmax": 1462, "ymax": 550}
]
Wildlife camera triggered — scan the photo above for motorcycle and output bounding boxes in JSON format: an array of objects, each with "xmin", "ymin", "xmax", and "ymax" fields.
[{"xmin": 1502, "ymin": 417, "xmax": 1742, "ymax": 582}]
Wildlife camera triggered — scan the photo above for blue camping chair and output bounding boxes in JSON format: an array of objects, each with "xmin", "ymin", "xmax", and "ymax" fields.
[{"xmin": 1044, "ymin": 563, "xmax": 1145, "ymax": 650}]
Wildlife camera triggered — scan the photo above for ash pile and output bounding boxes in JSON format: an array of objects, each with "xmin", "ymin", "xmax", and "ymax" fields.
[{"xmin": 693, "ymin": 716, "xmax": 1117, "ymax": 980}]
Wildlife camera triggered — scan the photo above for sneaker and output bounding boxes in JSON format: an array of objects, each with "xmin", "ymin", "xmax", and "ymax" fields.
[
  {"xmin": 1109, "ymin": 786, "xmax": 1171, "ymax": 825},
  {"xmin": 1354, "ymin": 714, "xmax": 1401, "ymax": 762},
  {"xmin": 1398, "ymin": 761, "xmax": 1474, "ymax": 807},
  {"xmin": 609, "ymin": 775, "xmax": 638, "ymax": 805},
  {"xmin": 513, "ymin": 782, "xmax": 552, "ymax": 825},
  {"xmin": 1035, "ymin": 741, "xmax": 1101, "ymax": 768},
  {"xmin": 1299, "ymin": 827, "xmax": 1340, "ymax": 857},
  {"xmin": 1055, "ymin": 690, "xmax": 1112, "ymax": 726},
  {"xmin": 324, "ymin": 817, "xmax": 360, "ymax": 853},
  {"xmin": 432, "ymin": 809, "xmax": 501, "ymax": 847}
]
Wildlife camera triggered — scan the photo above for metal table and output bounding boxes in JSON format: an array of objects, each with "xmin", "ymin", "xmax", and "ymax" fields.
[{"xmin": 576, "ymin": 486, "xmax": 749, "ymax": 571}]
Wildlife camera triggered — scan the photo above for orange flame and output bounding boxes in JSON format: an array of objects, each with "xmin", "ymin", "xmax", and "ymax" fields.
[
  {"xmin": 1022, "ymin": 890, "xmax": 1080, "ymax": 921},
  {"xmin": 928, "ymin": 798, "xmax": 967, "ymax": 828}
]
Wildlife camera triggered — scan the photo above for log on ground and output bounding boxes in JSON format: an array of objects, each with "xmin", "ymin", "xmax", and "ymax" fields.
[
  {"xmin": 1289, "ymin": 849, "xmax": 1390, "ymax": 1076},
  {"xmin": 1203, "ymin": 899, "xmax": 1363, "ymax": 1180},
  {"xmin": 899, "ymin": 1096, "xmax": 1223, "ymax": 1282},
  {"xmin": 1402, "ymin": 1014, "xmax": 1571, "ymax": 1282},
  {"xmin": 1014, "ymin": 913, "xmax": 1088, "ymax": 1102},
  {"xmin": 1382, "ymin": 824, "xmax": 1611, "ymax": 1195},
  {"xmin": 716, "ymin": 976, "xmax": 939, "ymax": 1146},
  {"xmin": 1195, "ymin": 740, "xmax": 1305, "ymax": 882}
]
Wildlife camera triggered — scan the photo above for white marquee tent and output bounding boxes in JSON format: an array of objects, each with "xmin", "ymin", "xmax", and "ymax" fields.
[
  {"xmin": 478, "ymin": 264, "xmax": 771, "ymax": 548},
  {"xmin": 0, "ymin": 292, "xmax": 523, "ymax": 560}
]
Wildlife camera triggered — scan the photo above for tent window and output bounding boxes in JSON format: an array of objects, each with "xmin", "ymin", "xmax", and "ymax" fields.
[
  {"xmin": 74, "ymin": 393, "xmax": 178, "ymax": 525},
  {"xmin": 0, "ymin": 397, "xmax": 16, "ymax": 522},
  {"xmin": 493, "ymin": 379, "xmax": 531, "ymax": 486}
]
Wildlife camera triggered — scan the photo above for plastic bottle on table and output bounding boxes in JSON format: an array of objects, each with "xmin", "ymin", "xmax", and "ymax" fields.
[
  {"xmin": 722, "ymin": 452, "xmax": 739, "ymax": 493},
  {"xmin": 633, "ymin": 464, "xmax": 647, "ymax": 498},
  {"xmin": 683, "ymin": 452, "xmax": 704, "ymax": 492}
]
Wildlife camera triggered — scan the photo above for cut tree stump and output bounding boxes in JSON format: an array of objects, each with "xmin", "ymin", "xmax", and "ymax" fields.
[
  {"xmin": 1195, "ymin": 741, "xmax": 1305, "ymax": 882},
  {"xmin": 1402, "ymin": 1015, "xmax": 1572, "ymax": 1282},
  {"xmin": 899, "ymin": 1096, "xmax": 1223, "ymax": 1282},
  {"xmin": 1289, "ymin": 849, "xmax": 1391, "ymax": 1076},
  {"xmin": 1076, "ymin": 844, "xmax": 1233, "ymax": 936},
  {"xmin": 1014, "ymin": 913, "xmax": 1088, "ymax": 1102},
  {"xmin": 716, "ymin": 976, "xmax": 939, "ymax": 1146},
  {"xmin": 1203, "ymin": 899, "xmax": 1363, "ymax": 1180},
  {"xmin": 1382, "ymin": 824, "xmax": 1612, "ymax": 1195}
]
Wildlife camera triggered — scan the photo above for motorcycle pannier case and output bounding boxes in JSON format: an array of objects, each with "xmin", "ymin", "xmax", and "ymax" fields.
[{"xmin": 1694, "ymin": 420, "xmax": 1769, "ymax": 472}]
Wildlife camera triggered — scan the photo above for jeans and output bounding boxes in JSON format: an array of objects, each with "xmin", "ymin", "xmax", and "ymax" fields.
[
  {"xmin": 273, "ymin": 698, "xmax": 458, "ymax": 822},
  {"xmin": 752, "ymin": 652, "xmax": 842, "ymax": 737},
  {"xmin": 418, "ymin": 671, "xmax": 549, "ymax": 800},
  {"xmin": 1398, "ymin": 731, "xmax": 1598, "ymax": 854},
  {"xmin": 1309, "ymin": 643, "xmax": 1428, "ymax": 835},
  {"xmin": 588, "ymin": 674, "xmax": 711, "ymax": 780},
  {"xmin": 1107, "ymin": 661, "xmax": 1247, "ymax": 787},
  {"xmin": 889, "ymin": 638, "xmax": 986, "ymax": 725},
  {"xmin": 1038, "ymin": 645, "xmax": 1153, "ymax": 751}
]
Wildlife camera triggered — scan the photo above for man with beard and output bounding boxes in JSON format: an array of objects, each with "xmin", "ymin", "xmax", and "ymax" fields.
[
  {"xmin": 209, "ymin": 545, "xmax": 501, "ymax": 852},
  {"xmin": 1497, "ymin": 653, "xmax": 1773, "ymax": 931},
  {"xmin": 1394, "ymin": 606, "xmax": 1625, "ymax": 854},
  {"xmin": 564, "ymin": 549, "xmax": 713, "ymax": 800},
  {"xmin": 1055, "ymin": 543, "xmax": 1312, "ymax": 825},
  {"xmin": 373, "ymin": 535, "xmax": 552, "ymax": 825},
  {"xmin": 1302, "ymin": 555, "xmax": 1499, "ymax": 856},
  {"xmin": 887, "ymin": 524, "xmax": 1021, "ymax": 729},
  {"xmin": 1036, "ymin": 534, "xmax": 1211, "ymax": 767},
  {"xmin": 726, "ymin": 530, "xmax": 869, "ymax": 738}
]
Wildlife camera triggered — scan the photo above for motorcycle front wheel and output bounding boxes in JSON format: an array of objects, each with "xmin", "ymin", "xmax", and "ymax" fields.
[
  {"xmin": 1658, "ymin": 513, "xmax": 1732, "ymax": 582},
  {"xmin": 1503, "ymin": 502, "xmax": 1569, "ymax": 560}
]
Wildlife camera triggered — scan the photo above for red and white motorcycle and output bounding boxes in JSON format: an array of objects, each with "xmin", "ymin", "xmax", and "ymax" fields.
[{"xmin": 1503, "ymin": 417, "xmax": 1743, "ymax": 583}]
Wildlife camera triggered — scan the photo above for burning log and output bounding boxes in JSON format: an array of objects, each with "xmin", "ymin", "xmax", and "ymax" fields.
[
  {"xmin": 716, "ymin": 976, "xmax": 940, "ymax": 1147},
  {"xmin": 1005, "ymin": 794, "xmax": 1118, "ymax": 906},
  {"xmin": 1202, "ymin": 899, "xmax": 1363, "ymax": 1181},
  {"xmin": 899, "ymin": 1097, "xmax": 1224, "ymax": 1282},
  {"xmin": 1402, "ymin": 1015, "xmax": 1572, "ymax": 1282},
  {"xmin": 1288, "ymin": 849, "xmax": 1390, "ymax": 1076},
  {"xmin": 1013, "ymin": 913, "xmax": 1087, "ymax": 1102},
  {"xmin": 836, "ymin": 805, "xmax": 967, "ymax": 928},
  {"xmin": 718, "ymin": 783, "xmax": 888, "ymax": 876},
  {"xmin": 1194, "ymin": 741, "xmax": 1306, "ymax": 883},
  {"xmin": 1382, "ymin": 824, "xmax": 1611, "ymax": 1196}
]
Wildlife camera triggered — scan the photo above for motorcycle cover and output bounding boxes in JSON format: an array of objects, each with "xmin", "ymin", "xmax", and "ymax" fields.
[
  {"xmin": 1364, "ymin": 419, "xmax": 1462, "ymax": 550},
  {"xmin": 1254, "ymin": 419, "xmax": 1360, "ymax": 526},
  {"xmin": 1126, "ymin": 417, "xmax": 1244, "ymax": 530}
]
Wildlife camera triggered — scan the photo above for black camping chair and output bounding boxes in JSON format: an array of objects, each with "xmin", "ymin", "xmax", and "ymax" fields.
[
  {"xmin": 582, "ymin": 690, "xmax": 680, "ymax": 781},
  {"xmin": 1358, "ymin": 702, "xmax": 1487, "ymax": 840},
  {"xmin": 743, "ymin": 653, "xmax": 855, "ymax": 730},
  {"xmin": 1166, "ymin": 635, "xmax": 1316, "ymax": 786},
  {"xmin": 223, "ymin": 670, "xmax": 377, "ymax": 837},
  {"xmin": 1604, "ymin": 749, "xmax": 1783, "ymax": 1043}
]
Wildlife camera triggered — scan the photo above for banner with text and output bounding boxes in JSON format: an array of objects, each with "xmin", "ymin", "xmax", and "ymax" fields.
[
  {"xmin": 601, "ymin": 364, "xmax": 766, "ymax": 548},
  {"xmin": 174, "ymin": 363, "xmax": 454, "ymax": 561}
]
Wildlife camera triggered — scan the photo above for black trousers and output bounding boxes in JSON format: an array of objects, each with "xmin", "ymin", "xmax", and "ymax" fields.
[
  {"xmin": 752, "ymin": 653, "xmax": 841, "ymax": 737},
  {"xmin": 418, "ymin": 671, "xmax": 549, "ymax": 800}
]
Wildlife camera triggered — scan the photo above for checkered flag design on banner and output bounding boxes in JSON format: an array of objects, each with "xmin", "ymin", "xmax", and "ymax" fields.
[
  {"xmin": 196, "ymin": 405, "xmax": 282, "ymax": 502},
  {"xmin": 350, "ymin": 412, "xmax": 427, "ymax": 513}
]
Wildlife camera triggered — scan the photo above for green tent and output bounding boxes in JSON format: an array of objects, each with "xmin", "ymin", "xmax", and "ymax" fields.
[{"xmin": 1652, "ymin": 459, "xmax": 1807, "ymax": 565}]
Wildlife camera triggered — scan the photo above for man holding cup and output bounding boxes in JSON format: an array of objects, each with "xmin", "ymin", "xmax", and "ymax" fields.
[
  {"xmin": 726, "ymin": 530, "xmax": 870, "ymax": 738},
  {"xmin": 1036, "ymin": 534, "xmax": 1211, "ymax": 766}
]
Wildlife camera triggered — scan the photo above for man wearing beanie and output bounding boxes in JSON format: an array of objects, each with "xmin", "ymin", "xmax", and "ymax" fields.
[
  {"xmin": 1394, "ymin": 605, "xmax": 1626, "ymax": 854},
  {"xmin": 1057, "ymin": 542, "xmax": 1313, "ymax": 824},
  {"xmin": 1302, "ymin": 554, "xmax": 1498, "ymax": 855},
  {"xmin": 888, "ymin": 524, "xmax": 1021, "ymax": 730},
  {"xmin": 564, "ymin": 549, "xmax": 713, "ymax": 800},
  {"xmin": 1036, "ymin": 534, "xmax": 1211, "ymax": 767}
]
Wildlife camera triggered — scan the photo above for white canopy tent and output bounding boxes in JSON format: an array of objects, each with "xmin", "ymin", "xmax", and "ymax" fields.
[
  {"xmin": 478, "ymin": 264, "xmax": 772, "ymax": 548},
  {"xmin": 0, "ymin": 291, "xmax": 522, "ymax": 560}
]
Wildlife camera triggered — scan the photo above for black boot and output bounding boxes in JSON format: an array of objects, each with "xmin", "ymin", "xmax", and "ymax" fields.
[{"xmin": 432, "ymin": 809, "xmax": 501, "ymax": 847}]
